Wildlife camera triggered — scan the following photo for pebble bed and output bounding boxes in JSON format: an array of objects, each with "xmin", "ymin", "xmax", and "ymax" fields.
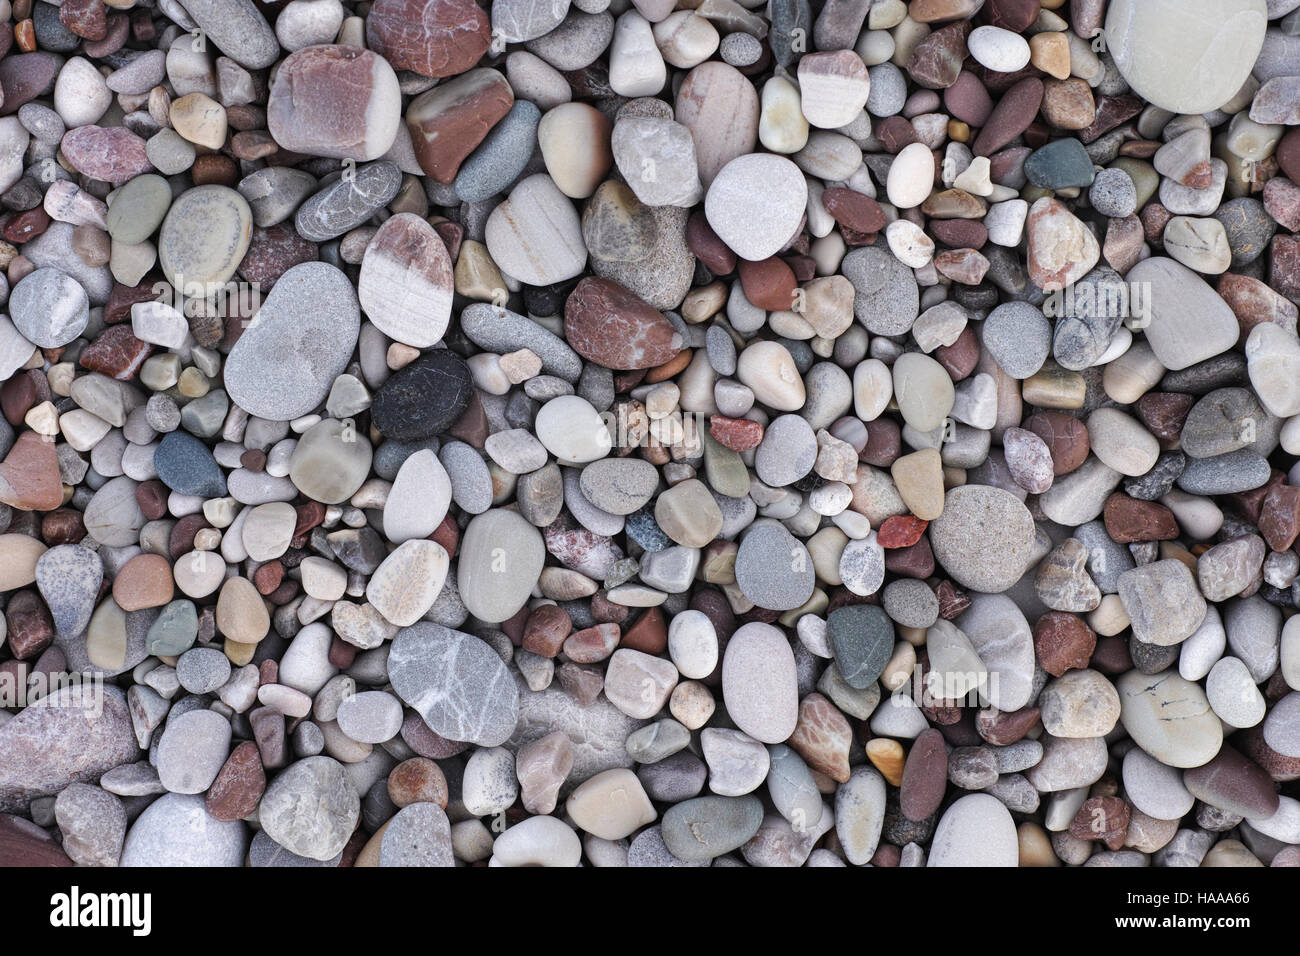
[{"xmin": 1, "ymin": 0, "xmax": 1300, "ymax": 869}]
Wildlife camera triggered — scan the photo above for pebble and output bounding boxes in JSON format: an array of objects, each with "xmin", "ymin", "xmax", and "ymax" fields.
[
  {"xmin": 9, "ymin": 269, "xmax": 89, "ymax": 349},
  {"xmin": 721, "ymin": 623, "xmax": 799, "ymax": 744},
  {"xmin": 1104, "ymin": 0, "xmax": 1266, "ymax": 115},
  {"xmin": 928, "ymin": 794, "xmax": 1018, "ymax": 867},
  {"xmin": 259, "ymin": 757, "xmax": 359, "ymax": 862},
  {"xmin": 120, "ymin": 793, "xmax": 246, "ymax": 867},
  {"xmin": 929, "ymin": 486, "xmax": 1035, "ymax": 593},
  {"xmin": 358, "ymin": 214, "xmax": 454, "ymax": 349},
  {"xmin": 156, "ymin": 709, "xmax": 231, "ymax": 795},
  {"xmin": 485, "ymin": 174, "xmax": 587, "ymax": 286},
  {"xmin": 705, "ymin": 154, "xmax": 807, "ymax": 262},
  {"xmin": 224, "ymin": 262, "xmax": 360, "ymax": 421},
  {"xmin": 1118, "ymin": 670, "xmax": 1224, "ymax": 769},
  {"xmin": 388, "ymin": 623, "xmax": 519, "ymax": 746}
]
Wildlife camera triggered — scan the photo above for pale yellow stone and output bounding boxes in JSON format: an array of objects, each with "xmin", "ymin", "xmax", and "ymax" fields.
[
  {"xmin": 216, "ymin": 576, "xmax": 270, "ymax": 644},
  {"xmin": 86, "ymin": 598, "xmax": 128, "ymax": 671},
  {"xmin": 564, "ymin": 768, "xmax": 656, "ymax": 840},
  {"xmin": 669, "ymin": 680, "xmax": 715, "ymax": 729},
  {"xmin": 0, "ymin": 534, "xmax": 47, "ymax": 590},
  {"xmin": 1022, "ymin": 362, "xmax": 1086, "ymax": 409},
  {"xmin": 387, "ymin": 343, "xmax": 420, "ymax": 369},
  {"xmin": 170, "ymin": 92, "xmax": 228, "ymax": 149},
  {"xmin": 453, "ymin": 240, "xmax": 507, "ymax": 302},
  {"xmin": 1018, "ymin": 822, "xmax": 1060, "ymax": 866},
  {"xmin": 681, "ymin": 282, "xmax": 727, "ymax": 323},
  {"xmin": 1029, "ymin": 32, "xmax": 1071, "ymax": 80},
  {"xmin": 1202, "ymin": 838, "xmax": 1265, "ymax": 867},
  {"xmin": 890, "ymin": 448, "xmax": 944, "ymax": 520},
  {"xmin": 881, "ymin": 641, "xmax": 916, "ymax": 691},
  {"xmin": 866, "ymin": 737, "xmax": 904, "ymax": 786},
  {"xmin": 177, "ymin": 366, "xmax": 210, "ymax": 398},
  {"xmin": 1088, "ymin": 593, "xmax": 1130, "ymax": 636},
  {"xmin": 24, "ymin": 401, "xmax": 59, "ymax": 436}
]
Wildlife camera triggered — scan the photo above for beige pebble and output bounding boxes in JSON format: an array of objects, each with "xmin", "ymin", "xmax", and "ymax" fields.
[
  {"xmin": 564, "ymin": 768, "xmax": 657, "ymax": 840},
  {"xmin": 216, "ymin": 575, "xmax": 270, "ymax": 644},
  {"xmin": 669, "ymin": 680, "xmax": 715, "ymax": 729},
  {"xmin": 1088, "ymin": 593, "xmax": 1130, "ymax": 636},
  {"xmin": 736, "ymin": 341, "xmax": 806, "ymax": 411},
  {"xmin": 499, "ymin": 348, "xmax": 541, "ymax": 383},
  {"xmin": 0, "ymin": 534, "xmax": 47, "ymax": 590},
  {"xmin": 881, "ymin": 641, "xmax": 916, "ymax": 691},
  {"xmin": 537, "ymin": 103, "xmax": 613, "ymax": 200},
  {"xmin": 170, "ymin": 92, "xmax": 228, "ymax": 149},
  {"xmin": 1017, "ymin": 822, "xmax": 1060, "ymax": 866}
]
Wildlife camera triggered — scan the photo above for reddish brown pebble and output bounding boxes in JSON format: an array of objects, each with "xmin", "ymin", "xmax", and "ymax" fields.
[
  {"xmin": 1182, "ymin": 745, "xmax": 1279, "ymax": 820},
  {"xmin": 883, "ymin": 535, "xmax": 935, "ymax": 578},
  {"xmin": 709, "ymin": 415, "xmax": 764, "ymax": 452},
  {"xmin": 1089, "ymin": 635, "xmax": 1133, "ymax": 675},
  {"xmin": 365, "ymin": 0, "xmax": 490, "ymax": 79},
  {"xmin": 934, "ymin": 325, "xmax": 980, "ymax": 380},
  {"xmin": 907, "ymin": 21, "xmax": 970, "ymax": 90},
  {"xmin": 328, "ymin": 635, "xmax": 357, "ymax": 669},
  {"xmin": 1259, "ymin": 484, "xmax": 1300, "ymax": 552},
  {"xmin": 859, "ymin": 417, "xmax": 901, "ymax": 467},
  {"xmin": 406, "ymin": 68, "xmax": 514, "ymax": 184},
  {"xmin": 0, "ymin": 431, "xmax": 63, "ymax": 512},
  {"xmin": 564, "ymin": 277, "xmax": 683, "ymax": 370},
  {"xmin": 5, "ymin": 589, "xmax": 54, "ymax": 660},
  {"xmin": 686, "ymin": 212, "xmax": 736, "ymax": 275},
  {"xmin": 930, "ymin": 218, "xmax": 988, "ymax": 248},
  {"xmin": 1102, "ymin": 493, "xmax": 1179, "ymax": 543},
  {"xmin": 1069, "ymin": 795, "xmax": 1130, "ymax": 850},
  {"xmin": 1078, "ymin": 94, "xmax": 1144, "ymax": 145},
  {"xmin": 387, "ymin": 756, "xmax": 449, "ymax": 809},
  {"xmin": 0, "ymin": 815, "xmax": 72, "ymax": 867},
  {"xmin": 563, "ymin": 623, "xmax": 621, "ymax": 663},
  {"xmin": 1134, "ymin": 392, "xmax": 1193, "ymax": 449},
  {"xmin": 1218, "ymin": 273, "xmax": 1299, "ymax": 345},
  {"xmin": 900, "ymin": 728, "xmax": 948, "ymax": 822},
  {"xmin": 934, "ymin": 248, "xmax": 989, "ymax": 284},
  {"xmin": 877, "ymin": 515, "xmax": 928, "ymax": 548},
  {"xmin": 936, "ymin": 579, "xmax": 970, "ymax": 620},
  {"xmin": 205, "ymin": 741, "xmax": 266, "ymax": 823},
  {"xmin": 79, "ymin": 325, "xmax": 152, "ymax": 380},
  {"xmin": 237, "ymin": 226, "xmax": 318, "ymax": 290},
  {"xmin": 522, "ymin": 603, "xmax": 571, "ymax": 658},
  {"xmin": 430, "ymin": 513, "xmax": 459, "ymax": 556},
  {"xmin": 40, "ymin": 508, "xmax": 84, "ymax": 545},
  {"xmin": 821, "ymin": 188, "xmax": 887, "ymax": 234},
  {"xmin": 111, "ymin": 553, "xmax": 173, "ymax": 611},
  {"xmin": 620, "ymin": 606, "xmax": 667, "ymax": 654},
  {"xmin": 58, "ymin": 0, "xmax": 107, "ymax": 40},
  {"xmin": 558, "ymin": 661, "xmax": 604, "ymax": 706},
  {"xmin": 1033, "ymin": 611, "xmax": 1096, "ymax": 677},
  {"xmin": 975, "ymin": 705, "xmax": 1040, "ymax": 746},
  {"xmin": 944, "ymin": 71, "xmax": 993, "ymax": 126},
  {"xmin": 252, "ymin": 561, "xmax": 283, "ymax": 595},
  {"xmin": 59, "ymin": 126, "xmax": 152, "ymax": 185},
  {"xmin": 973, "ymin": 77, "xmax": 1043, "ymax": 157},
  {"xmin": 1023, "ymin": 411, "xmax": 1090, "ymax": 475}
]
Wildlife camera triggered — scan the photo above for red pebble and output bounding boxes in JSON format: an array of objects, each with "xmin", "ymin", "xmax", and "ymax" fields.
[
  {"xmin": 709, "ymin": 415, "xmax": 764, "ymax": 452},
  {"xmin": 877, "ymin": 515, "xmax": 928, "ymax": 548}
]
